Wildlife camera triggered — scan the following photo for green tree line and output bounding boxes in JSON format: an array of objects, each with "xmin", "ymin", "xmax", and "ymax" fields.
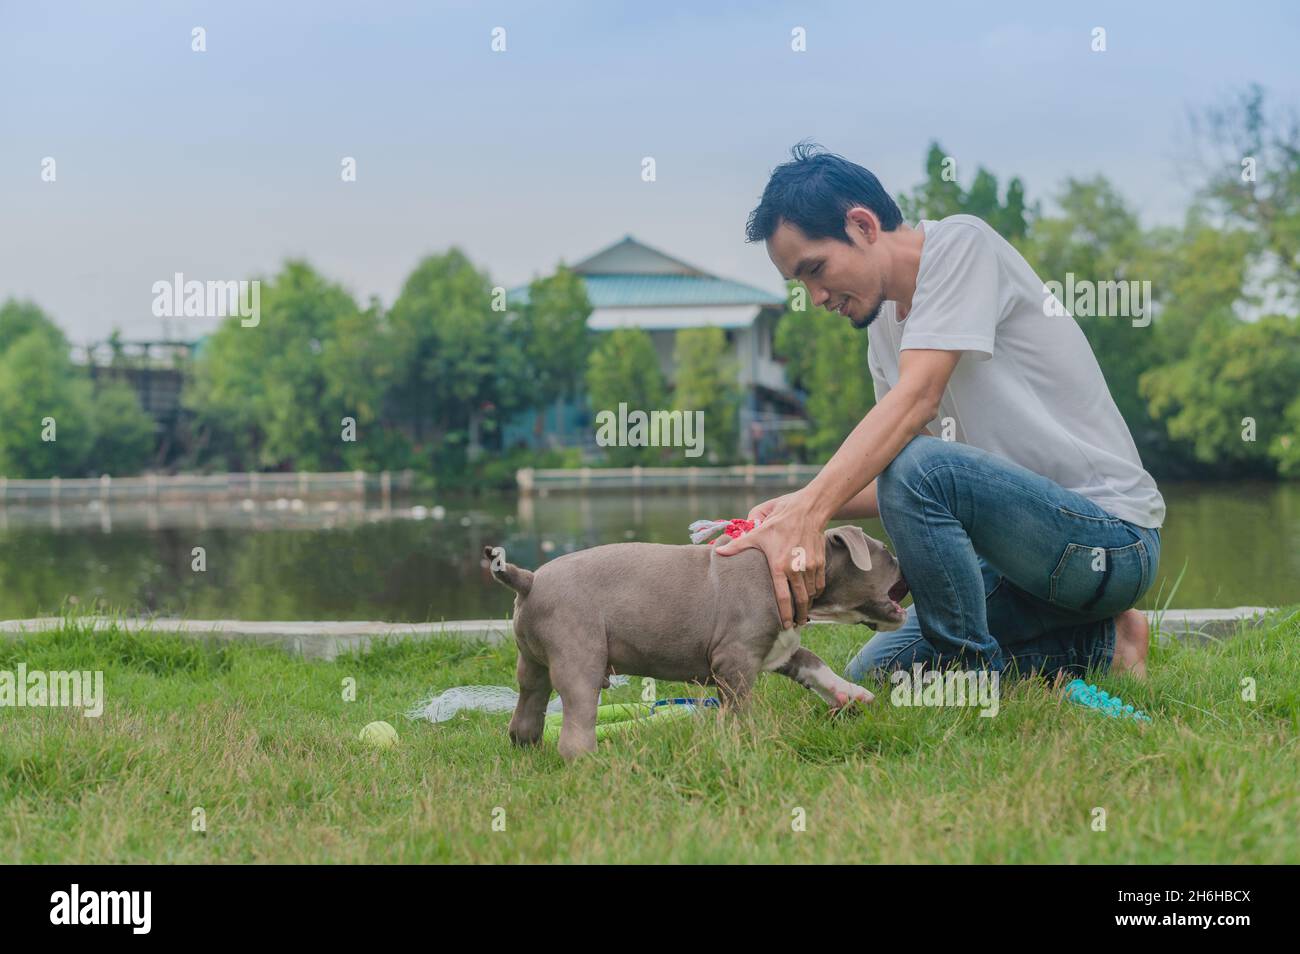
[
  {"xmin": 0, "ymin": 260, "xmax": 742, "ymax": 482},
  {"xmin": 2, "ymin": 86, "xmax": 1296, "ymax": 482}
]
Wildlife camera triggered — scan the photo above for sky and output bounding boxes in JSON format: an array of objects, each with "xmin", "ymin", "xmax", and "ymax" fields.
[{"xmin": 3, "ymin": 0, "xmax": 1298, "ymax": 344}]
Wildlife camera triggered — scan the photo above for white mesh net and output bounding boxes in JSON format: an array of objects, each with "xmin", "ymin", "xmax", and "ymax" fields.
[{"xmin": 408, "ymin": 676, "xmax": 630, "ymax": 723}]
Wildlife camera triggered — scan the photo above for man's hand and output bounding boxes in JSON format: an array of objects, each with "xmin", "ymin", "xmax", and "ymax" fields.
[
  {"xmin": 745, "ymin": 492, "xmax": 796, "ymax": 524},
  {"xmin": 718, "ymin": 349, "xmax": 961, "ymax": 631},
  {"xmin": 714, "ymin": 489, "xmax": 825, "ymax": 629}
]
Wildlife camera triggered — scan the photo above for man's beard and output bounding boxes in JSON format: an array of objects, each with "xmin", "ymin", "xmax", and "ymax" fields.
[{"xmin": 849, "ymin": 296, "xmax": 884, "ymax": 330}]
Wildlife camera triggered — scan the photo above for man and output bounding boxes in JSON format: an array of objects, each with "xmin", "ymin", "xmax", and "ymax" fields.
[{"xmin": 715, "ymin": 143, "xmax": 1163, "ymax": 683}]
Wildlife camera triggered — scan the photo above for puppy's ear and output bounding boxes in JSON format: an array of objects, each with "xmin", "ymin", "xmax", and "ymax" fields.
[{"xmin": 826, "ymin": 526, "xmax": 872, "ymax": 572}]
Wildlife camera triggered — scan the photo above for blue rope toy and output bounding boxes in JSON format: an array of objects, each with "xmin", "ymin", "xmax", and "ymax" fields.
[{"xmin": 1063, "ymin": 679, "xmax": 1151, "ymax": 722}]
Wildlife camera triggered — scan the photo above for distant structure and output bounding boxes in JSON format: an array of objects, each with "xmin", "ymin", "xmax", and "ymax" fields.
[
  {"xmin": 504, "ymin": 236, "xmax": 806, "ymax": 462},
  {"xmin": 74, "ymin": 339, "xmax": 196, "ymax": 462}
]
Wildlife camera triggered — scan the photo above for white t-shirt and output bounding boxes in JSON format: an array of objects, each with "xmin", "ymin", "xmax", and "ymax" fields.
[{"xmin": 867, "ymin": 214, "xmax": 1165, "ymax": 528}]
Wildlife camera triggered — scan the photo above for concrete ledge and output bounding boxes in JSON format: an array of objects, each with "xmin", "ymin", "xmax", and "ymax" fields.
[
  {"xmin": 1147, "ymin": 606, "xmax": 1280, "ymax": 644},
  {"xmin": 0, "ymin": 617, "xmax": 513, "ymax": 661},
  {"xmin": 0, "ymin": 607, "xmax": 1282, "ymax": 660}
]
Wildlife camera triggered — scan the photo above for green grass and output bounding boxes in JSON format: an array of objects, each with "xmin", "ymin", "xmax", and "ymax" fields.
[{"xmin": 2, "ymin": 610, "xmax": 1298, "ymax": 863}]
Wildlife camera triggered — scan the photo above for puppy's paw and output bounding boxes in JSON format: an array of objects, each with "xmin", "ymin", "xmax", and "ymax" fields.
[
  {"xmin": 829, "ymin": 682, "xmax": 875, "ymax": 714},
  {"xmin": 508, "ymin": 724, "xmax": 543, "ymax": 747}
]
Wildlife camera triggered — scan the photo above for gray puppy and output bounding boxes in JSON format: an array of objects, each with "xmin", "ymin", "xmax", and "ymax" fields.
[{"xmin": 485, "ymin": 526, "xmax": 909, "ymax": 760}]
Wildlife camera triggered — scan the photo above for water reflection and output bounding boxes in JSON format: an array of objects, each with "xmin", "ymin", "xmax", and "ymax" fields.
[{"xmin": 0, "ymin": 482, "xmax": 1294, "ymax": 620}]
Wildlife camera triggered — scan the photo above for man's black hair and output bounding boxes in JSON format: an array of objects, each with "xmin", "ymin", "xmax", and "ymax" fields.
[{"xmin": 745, "ymin": 141, "xmax": 902, "ymax": 245}]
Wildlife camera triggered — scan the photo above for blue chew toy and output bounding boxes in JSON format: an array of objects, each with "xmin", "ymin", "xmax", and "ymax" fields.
[{"xmin": 1063, "ymin": 679, "xmax": 1151, "ymax": 723}]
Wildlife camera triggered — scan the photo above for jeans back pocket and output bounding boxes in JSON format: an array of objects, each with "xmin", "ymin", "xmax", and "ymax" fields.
[{"xmin": 1048, "ymin": 540, "xmax": 1150, "ymax": 617}]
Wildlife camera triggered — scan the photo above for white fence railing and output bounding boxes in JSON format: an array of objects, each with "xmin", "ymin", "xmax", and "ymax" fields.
[
  {"xmin": 517, "ymin": 463, "xmax": 821, "ymax": 493},
  {"xmin": 0, "ymin": 471, "xmax": 415, "ymax": 504}
]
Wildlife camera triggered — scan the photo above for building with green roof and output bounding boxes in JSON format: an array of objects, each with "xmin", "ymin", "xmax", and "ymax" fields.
[{"xmin": 504, "ymin": 236, "xmax": 806, "ymax": 461}]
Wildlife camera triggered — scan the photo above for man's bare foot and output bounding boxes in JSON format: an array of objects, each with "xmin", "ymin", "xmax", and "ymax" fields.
[{"xmin": 1111, "ymin": 609, "xmax": 1149, "ymax": 680}]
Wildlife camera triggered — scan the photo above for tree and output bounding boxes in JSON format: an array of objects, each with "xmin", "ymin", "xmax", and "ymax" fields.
[
  {"xmin": 86, "ymin": 380, "xmax": 156, "ymax": 476},
  {"xmin": 898, "ymin": 142, "xmax": 1030, "ymax": 240},
  {"xmin": 387, "ymin": 249, "xmax": 527, "ymax": 472},
  {"xmin": 320, "ymin": 297, "xmax": 409, "ymax": 471},
  {"xmin": 1274, "ymin": 398, "xmax": 1300, "ymax": 478},
  {"xmin": 0, "ymin": 330, "xmax": 95, "ymax": 477},
  {"xmin": 0, "ymin": 301, "xmax": 155, "ymax": 477},
  {"xmin": 1190, "ymin": 84, "xmax": 1300, "ymax": 305},
  {"xmin": 672, "ymin": 327, "xmax": 740, "ymax": 463},
  {"xmin": 0, "ymin": 298, "xmax": 67, "ymax": 355},
  {"xmin": 803, "ymin": 316, "xmax": 875, "ymax": 461},
  {"xmin": 997, "ymin": 177, "xmax": 1029, "ymax": 243},
  {"xmin": 771, "ymin": 287, "xmax": 874, "ymax": 462},
  {"xmin": 1141, "ymin": 213, "xmax": 1254, "ymax": 364},
  {"xmin": 186, "ymin": 261, "xmax": 372, "ymax": 471},
  {"xmin": 898, "ymin": 143, "xmax": 967, "ymax": 223},
  {"xmin": 1140, "ymin": 314, "xmax": 1300, "ymax": 475},
  {"xmin": 585, "ymin": 328, "xmax": 667, "ymax": 466},
  {"xmin": 512, "ymin": 266, "xmax": 593, "ymax": 443},
  {"xmin": 772, "ymin": 282, "xmax": 821, "ymax": 392},
  {"xmin": 965, "ymin": 168, "xmax": 1002, "ymax": 223}
]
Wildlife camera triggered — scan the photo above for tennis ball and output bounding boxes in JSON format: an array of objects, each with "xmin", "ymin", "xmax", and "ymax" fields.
[{"xmin": 359, "ymin": 720, "xmax": 398, "ymax": 748}]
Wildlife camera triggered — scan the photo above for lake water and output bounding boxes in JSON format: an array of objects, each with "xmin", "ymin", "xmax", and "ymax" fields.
[{"xmin": 0, "ymin": 481, "xmax": 1294, "ymax": 621}]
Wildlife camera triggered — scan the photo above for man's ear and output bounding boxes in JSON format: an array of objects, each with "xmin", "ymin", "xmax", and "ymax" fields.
[{"xmin": 826, "ymin": 526, "xmax": 872, "ymax": 572}]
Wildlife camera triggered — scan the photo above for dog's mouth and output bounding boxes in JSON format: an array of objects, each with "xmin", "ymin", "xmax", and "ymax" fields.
[
  {"xmin": 887, "ymin": 575, "xmax": 909, "ymax": 605},
  {"xmin": 885, "ymin": 576, "xmax": 910, "ymax": 620},
  {"xmin": 816, "ymin": 576, "xmax": 911, "ymax": 629}
]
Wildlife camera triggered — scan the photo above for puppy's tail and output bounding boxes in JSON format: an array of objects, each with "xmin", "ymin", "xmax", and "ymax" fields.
[{"xmin": 483, "ymin": 545, "xmax": 533, "ymax": 596}]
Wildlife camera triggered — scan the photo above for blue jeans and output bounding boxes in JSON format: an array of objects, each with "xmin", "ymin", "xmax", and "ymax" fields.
[{"xmin": 844, "ymin": 437, "xmax": 1161, "ymax": 683}]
